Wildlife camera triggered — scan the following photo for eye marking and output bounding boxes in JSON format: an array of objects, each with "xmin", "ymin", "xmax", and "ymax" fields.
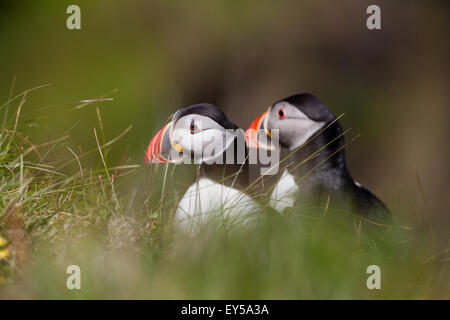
[
  {"xmin": 189, "ymin": 119, "xmax": 200, "ymax": 134},
  {"xmin": 278, "ymin": 108, "xmax": 286, "ymax": 119}
]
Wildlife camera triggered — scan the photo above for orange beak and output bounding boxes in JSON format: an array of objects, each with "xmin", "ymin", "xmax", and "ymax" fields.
[
  {"xmin": 245, "ymin": 111, "xmax": 267, "ymax": 148},
  {"xmin": 245, "ymin": 109, "xmax": 275, "ymax": 150},
  {"xmin": 145, "ymin": 123, "xmax": 171, "ymax": 163}
]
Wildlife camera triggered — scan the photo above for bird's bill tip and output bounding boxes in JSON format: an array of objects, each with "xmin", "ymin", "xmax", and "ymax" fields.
[
  {"xmin": 145, "ymin": 123, "xmax": 171, "ymax": 164},
  {"xmin": 245, "ymin": 110, "xmax": 274, "ymax": 150},
  {"xmin": 245, "ymin": 111, "xmax": 267, "ymax": 148}
]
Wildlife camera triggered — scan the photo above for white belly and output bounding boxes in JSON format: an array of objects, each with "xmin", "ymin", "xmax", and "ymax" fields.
[
  {"xmin": 175, "ymin": 178, "xmax": 260, "ymax": 230},
  {"xmin": 269, "ymin": 170, "xmax": 299, "ymax": 212}
]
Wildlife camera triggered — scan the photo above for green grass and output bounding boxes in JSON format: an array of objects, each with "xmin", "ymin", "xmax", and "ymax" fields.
[{"xmin": 0, "ymin": 86, "xmax": 448, "ymax": 299}]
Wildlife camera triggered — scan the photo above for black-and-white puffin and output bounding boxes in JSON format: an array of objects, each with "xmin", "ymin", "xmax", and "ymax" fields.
[
  {"xmin": 246, "ymin": 93, "xmax": 392, "ymax": 223},
  {"xmin": 146, "ymin": 103, "xmax": 263, "ymax": 230}
]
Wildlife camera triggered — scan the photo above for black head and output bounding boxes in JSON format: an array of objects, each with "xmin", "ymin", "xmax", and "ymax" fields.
[
  {"xmin": 277, "ymin": 93, "xmax": 336, "ymax": 123},
  {"xmin": 172, "ymin": 103, "xmax": 239, "ymax": 130}
]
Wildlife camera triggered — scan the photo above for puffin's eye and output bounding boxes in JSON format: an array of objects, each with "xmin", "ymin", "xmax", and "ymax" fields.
[
  {"xmin": 189, "ymin": 120, "xmax": 200, "ymax": 134},
  {"xmin": 278, "ymin": 108, "xmax": 286, "ymax": 119}
]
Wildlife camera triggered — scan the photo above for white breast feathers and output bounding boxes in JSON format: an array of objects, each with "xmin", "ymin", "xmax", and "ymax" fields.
[
  {"xmin": 269, "ymin": 170, "xmax": 300, "ymax": 212},
  {"xmin": 174, "ymin": 178, "xmax": 260, "ymax": 231}
]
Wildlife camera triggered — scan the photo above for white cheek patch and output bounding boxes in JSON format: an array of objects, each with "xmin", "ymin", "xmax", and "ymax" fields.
[
  {"xmin": 171, "ymin": 126, "xmax": 236, "ymax": 164},
  {"xmin": 272, "ymin": 102, "xmax": 326, "ymax": 151},
  {"xmin": 170, "ymin": 128, "xmax": 206, "ymax": 163},
  {"xmin": 201, "ymin": 129, "xmax": 233, "ymax": 164},
  {"xmin": 289, "ymin": 119, "xmax": 325, "ymax": 151}
]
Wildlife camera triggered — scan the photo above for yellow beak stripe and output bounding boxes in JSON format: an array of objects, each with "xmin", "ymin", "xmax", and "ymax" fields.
[{"xmin": 173, "ymin": 143, "xmax": 184, "ymax": 153}]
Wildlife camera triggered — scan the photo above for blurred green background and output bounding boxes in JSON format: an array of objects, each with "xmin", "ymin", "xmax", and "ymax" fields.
[{"xmin": 0, "ymin": 0, "xmax": 448, "ymax": 290}]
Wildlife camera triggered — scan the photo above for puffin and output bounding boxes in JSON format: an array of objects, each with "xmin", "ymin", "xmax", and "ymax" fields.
[
  {"xmin": 146, "ymin": 103, "xmax": 263, "ymax": 230},
  {"xmin": 246, "ymin": 93, "xmax": 392, "ymax": 223}
]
